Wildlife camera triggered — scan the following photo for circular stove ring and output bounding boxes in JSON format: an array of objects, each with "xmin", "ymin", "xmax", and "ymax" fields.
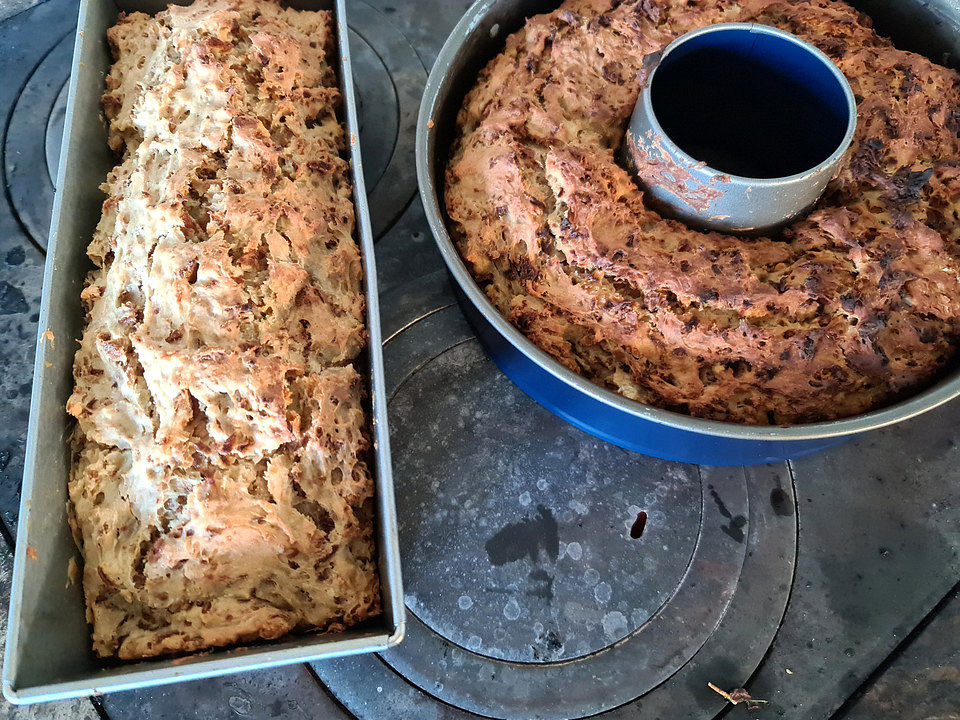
[
  {"xmin": 315, "ymin": 271, "xmax": 798, "ymax": 719},
  {"xmin": 4, "ymin": 30, "xmax": 73, "ymax": 248},
  {"xmin": 347, "ymin": 0, "xmax": 425, "ymax": 239}
]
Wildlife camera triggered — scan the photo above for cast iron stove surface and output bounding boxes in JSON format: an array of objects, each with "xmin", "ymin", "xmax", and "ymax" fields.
[{"xmin": 0, "ymin": 1, "xmax": 957, "ymax": 718}]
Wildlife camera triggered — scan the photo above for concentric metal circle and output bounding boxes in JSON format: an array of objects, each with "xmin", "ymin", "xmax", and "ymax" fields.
[
  {"xmin": 314, "ymin": 270, "xmax": 797, "ymax": 719},
  {"xmin": 44, "ymin": 79, "xmax": 69, "ymax": 187},
  {"xmin": 347, "ymin": 0, "xmax": 425, "ymax": 239},
  {"xmin": 4, "ymin": 30, "xmax": 72, "ymax": 247},
  {"xmin": 389, "ymin": 328, "xmax": 708, "ymax": 665}
]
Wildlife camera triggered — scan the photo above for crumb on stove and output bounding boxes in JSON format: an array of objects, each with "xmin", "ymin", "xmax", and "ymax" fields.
[{"xmin": 708, "ymin": 682, "xmax": 768, "ymax": 709}]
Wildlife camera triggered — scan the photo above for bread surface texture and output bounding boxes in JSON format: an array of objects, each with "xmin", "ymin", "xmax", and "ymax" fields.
[
  {"xmin": 446, "ymin": 0, "xmax": 960, "ymax": 424},
  {"xmin": 67, "ymin": 0, "xmax": 380, "ymax": 659}
]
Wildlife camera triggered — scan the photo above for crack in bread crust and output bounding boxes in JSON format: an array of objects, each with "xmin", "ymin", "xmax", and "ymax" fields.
[
  {"xmin": 67, "ymin": 0, "xmax": 379, "ymax": 659},
  {"xmin": 445, "ymin": 0, "xmax": 960, "ymax": 425}
]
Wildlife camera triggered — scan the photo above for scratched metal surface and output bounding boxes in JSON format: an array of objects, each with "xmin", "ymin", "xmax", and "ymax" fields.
[
  {"xmin": 0, "ymin": 0, "xmax": 958, "ymax": 718},
  {"xmin": 840, "ymin": 586, "xmax": 960, "ymax": 720}
]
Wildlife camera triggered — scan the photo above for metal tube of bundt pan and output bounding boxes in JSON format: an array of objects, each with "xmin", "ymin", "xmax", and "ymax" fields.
[
  {"xmin": 622, "ymin": 23, "xmax": 857, "ymax": 235},
  {"xmin": 3, "ymin": 0, "xmax": 403, "ymax": 705},
  {"xmin": 415, "ymin": 0, "xmax": 960, "ymax": 466}
]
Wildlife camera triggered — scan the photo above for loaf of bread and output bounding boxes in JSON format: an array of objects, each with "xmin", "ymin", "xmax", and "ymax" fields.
[
  {"xmin": 66, "ymin": 0, "xmax": 380, "ymax": 659},
  {"xmin": 446, "ymin": 0, "xmax": 960, "ymax": 424}
]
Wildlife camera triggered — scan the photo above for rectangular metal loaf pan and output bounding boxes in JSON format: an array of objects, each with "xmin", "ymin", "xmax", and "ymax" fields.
[{"xmin": 2, "ymin": 0, "xmax": 404, "ymax": 703}]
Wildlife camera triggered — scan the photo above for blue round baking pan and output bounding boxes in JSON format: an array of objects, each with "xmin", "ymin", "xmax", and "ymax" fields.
[{"xmin": 415, "ymin": 0, "xmax": 960, "ymax": 466}]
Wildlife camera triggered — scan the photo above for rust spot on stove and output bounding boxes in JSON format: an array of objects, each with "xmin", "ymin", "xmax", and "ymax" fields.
[{"xmin": 630, "ymin": 511, "xmax": 648, "ymax": 539}]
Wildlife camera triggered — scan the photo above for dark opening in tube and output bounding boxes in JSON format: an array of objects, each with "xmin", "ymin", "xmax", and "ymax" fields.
[{"xmin": 650, "ymin": 29, "xmax": 851, "ymax": 179}]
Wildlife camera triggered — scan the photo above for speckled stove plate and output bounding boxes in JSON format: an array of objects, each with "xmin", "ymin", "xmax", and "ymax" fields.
[{"xmin": 311, "ymin": 270, "xmax": 797, "ymax": 719}]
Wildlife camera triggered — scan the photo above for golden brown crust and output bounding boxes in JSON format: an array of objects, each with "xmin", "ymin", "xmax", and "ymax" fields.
[
  {"xmin": 67, "ymin": 0, "xmax": 379, "ymax": 659},
  {"xmin": 445, "ymin": 0, "xmax": 960, "ymax": 424}
]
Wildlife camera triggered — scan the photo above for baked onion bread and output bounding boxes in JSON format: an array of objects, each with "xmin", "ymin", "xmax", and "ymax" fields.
[{"xmin": 66, "ymin": 0, "xmax": 379, "ymax": 659}]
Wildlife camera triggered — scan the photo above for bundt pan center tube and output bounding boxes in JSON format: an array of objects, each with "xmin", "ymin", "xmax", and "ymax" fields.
[
  {"xmin": 623, "ymin": 22, "xmax": 858, "ymax": 235},
  {"xmin": 417, "ymin": 0, "xmax": 960, "ymax": 466}
]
